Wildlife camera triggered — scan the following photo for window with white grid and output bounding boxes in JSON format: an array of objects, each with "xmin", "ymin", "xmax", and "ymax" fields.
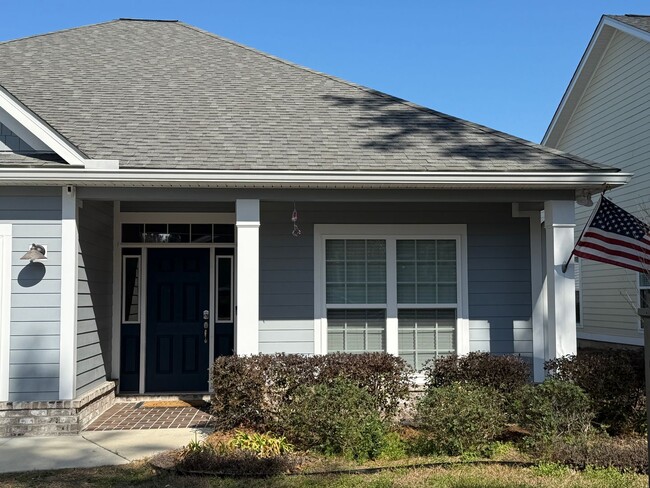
[{"xmin": 322, "ymin": 232, "xmax": 462, "ymax": 361}]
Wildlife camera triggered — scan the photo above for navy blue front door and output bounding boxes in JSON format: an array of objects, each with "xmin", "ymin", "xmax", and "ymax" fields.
[{"xmin": 146, "ymin": 248, "xmax": 210, "ymax": 392}]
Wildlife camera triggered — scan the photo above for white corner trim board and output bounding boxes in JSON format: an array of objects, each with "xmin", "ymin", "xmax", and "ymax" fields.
[
  {"xmin": 59, "ymin": 187, "xmax": 78, "ymax": 400},
  {"xmin": 0, "ymin": 224, "xmax": 12, "ymax": 402}
]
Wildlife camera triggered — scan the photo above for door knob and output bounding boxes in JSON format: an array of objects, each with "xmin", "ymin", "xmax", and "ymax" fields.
[{"xmin": 203, "ymin": 309, "xmax": 209, "ymax": 320}]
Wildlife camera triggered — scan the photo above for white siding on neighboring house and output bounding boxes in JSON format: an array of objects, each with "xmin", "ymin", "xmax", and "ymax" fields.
[{"xmin": 552, "ymin": 29, "xmax": 650, "ymax": 345}]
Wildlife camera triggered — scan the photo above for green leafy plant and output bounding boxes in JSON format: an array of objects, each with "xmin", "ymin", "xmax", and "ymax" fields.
[
  {"xmin": 423, "ymin": 352, "xmax": 531, "ymax": 394},
  {"xmin": 415, "ymin": 383, "xmax": 506, "ymax": 456},
  {"xmin": 278, "ymin": 378, "xmax": 387, "ymax": 461},
  {"xmin": 229, "ymin": 431, "xmax": 293, "ymax": 458},
  {"xmin": 508, "ymin": 379, "xmax": 593, "ymax": 451}
]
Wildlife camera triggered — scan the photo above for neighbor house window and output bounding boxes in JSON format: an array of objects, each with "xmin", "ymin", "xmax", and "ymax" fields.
[
  {"xmin": 575, "ymin": 257, "xmax": 581, "ymax": 326},
  {"xmin": 319, "ymin": 227, "xmax": 465, "ymax": 368},
  {"xmin": 640, "ymin": 273, "xmax": 650, "ymax": 309}
]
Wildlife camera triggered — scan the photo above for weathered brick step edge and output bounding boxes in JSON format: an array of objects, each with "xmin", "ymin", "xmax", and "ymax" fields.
[{"xmin": 0, "ymin": 381, "xmax": 116, "ymax": 437}]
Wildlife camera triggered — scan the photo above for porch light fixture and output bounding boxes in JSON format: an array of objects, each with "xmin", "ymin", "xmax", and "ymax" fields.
[{"xmin": 20, "ymin": 243, "xmax": 47, "ymax": 262}]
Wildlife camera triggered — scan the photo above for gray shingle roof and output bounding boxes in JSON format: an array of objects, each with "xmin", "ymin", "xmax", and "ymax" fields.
[
  {"xmin": 607, "ymin": 14, "xmax": 650, "ymax": 34},
  {"xmin": 0, "ymin": 152, "xmax": 66, "ymax": 168},
  {"xmin": 0, "ymin": 19, "xmax": 615, "ymax": 173}
]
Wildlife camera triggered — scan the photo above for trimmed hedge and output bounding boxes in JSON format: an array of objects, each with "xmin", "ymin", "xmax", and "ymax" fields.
[
  {"xmin": 210, "ymin": 353, "xmax": 411, "ymax": 431},
  {"xmin": 545, "ymin": 350, "xmax": 645, "ymax": 435},
  {"xmin": 423, "ymin": 352, "xmax": 531, "ymax": 394}
]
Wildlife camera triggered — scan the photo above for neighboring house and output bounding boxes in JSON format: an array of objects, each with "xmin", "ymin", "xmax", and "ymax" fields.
[
  {"xmin": 0, "ymin": 19, "xmax": 629, "ymax": 435},
  {"xmin": 543, "ymin": 14, "xmax": 650, "ymax": 348}
]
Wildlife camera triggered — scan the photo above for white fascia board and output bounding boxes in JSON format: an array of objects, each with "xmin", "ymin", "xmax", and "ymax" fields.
[
  {"xmin": 0, "ymin": 87, "xmax": 87, "ymax": 167},
  {"xmin": 606, "ymin": 17, "xmax": 650, "ymax": 44},
  {"xmin": 543, "ymin": 16, "xmax": 650, "ymax": 147},
  {"xmin": 0, "ymin": 168, "xmax": 632, "ymax": 190}
]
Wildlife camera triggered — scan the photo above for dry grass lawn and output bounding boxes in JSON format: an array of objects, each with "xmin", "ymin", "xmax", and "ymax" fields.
[{"xmin": 0, "ymin": 461, "xmax": 646, "ymax": 488}]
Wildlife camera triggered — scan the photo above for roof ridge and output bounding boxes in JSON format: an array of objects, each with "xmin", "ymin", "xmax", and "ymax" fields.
[
  {"xmin": 0, "ymin": 19, "xmax": 120, "ymax": 46},
  {"xmin": 176, "ymin": 21, "xmax": 600, "ymax": 169}
]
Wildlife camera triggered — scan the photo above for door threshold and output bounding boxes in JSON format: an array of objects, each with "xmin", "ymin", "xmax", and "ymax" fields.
[{"xmin": 116, "ymin": 392, "xmax": 211, "ymax": 403}]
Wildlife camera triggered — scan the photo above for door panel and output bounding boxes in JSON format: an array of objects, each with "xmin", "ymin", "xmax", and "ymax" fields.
[{"xmin": 146, "ymin": 248, "xmax": 210, "ymax": 392}]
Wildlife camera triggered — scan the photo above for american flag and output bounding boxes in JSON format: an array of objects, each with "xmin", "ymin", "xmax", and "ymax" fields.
[{"xmin": 573, "ymin": 196, "xmax": 650, "ymax": 273}]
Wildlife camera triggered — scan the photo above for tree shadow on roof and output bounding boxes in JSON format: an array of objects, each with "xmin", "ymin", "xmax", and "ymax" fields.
[{"xmin": 320, "ymin": 90, "xmax": 604, "ymax": 172}]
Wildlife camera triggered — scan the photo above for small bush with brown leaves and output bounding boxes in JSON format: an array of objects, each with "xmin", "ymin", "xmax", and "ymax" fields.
[
  {"xmin": 423, "ymin": 352, "xmax": 531, "ymax": 394},
  {"xmin": 210, "ymin": 353, "xmax": 411, "ymax": 431},
  {"xmin": 548, "ymin": 434, "xmax": 648, "ymax": 474},
  {"xmin": 545, "ymin": 350, "xmax": 645, "ymax": 435}
]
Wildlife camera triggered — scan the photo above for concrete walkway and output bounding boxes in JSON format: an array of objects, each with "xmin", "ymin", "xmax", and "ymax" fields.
[{"xmin": 0, "ymin": 427, "xmax": 209, "ymax": 474}]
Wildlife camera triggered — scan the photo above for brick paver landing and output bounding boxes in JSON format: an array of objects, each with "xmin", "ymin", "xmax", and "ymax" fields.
[{"xmin": 85, "ymin": 402, "xmax": 214, "ymax": 431}]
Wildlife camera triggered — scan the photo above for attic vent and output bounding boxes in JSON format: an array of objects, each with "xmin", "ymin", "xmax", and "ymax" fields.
[{"xmin": 0, "ymin": 122, "xmax": 35, "ymax": 152}]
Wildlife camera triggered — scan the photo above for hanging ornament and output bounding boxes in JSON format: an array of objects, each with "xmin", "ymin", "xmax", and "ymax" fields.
[{"xmin": 291, "ymin": 203, "xmax": 302, "ymax": 237}]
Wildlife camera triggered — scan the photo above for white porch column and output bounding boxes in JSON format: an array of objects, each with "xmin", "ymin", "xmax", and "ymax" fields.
[
  {"xmin": 59, "ymin": 186, "xmax": 78, "ymax": 399},
  {"xmin": 544, "ymin": 200, "xmax": 576, "ymax": 360},
  {"xmin": 235, "ymin": 199, "xmax": 260, "ymax": 355}
]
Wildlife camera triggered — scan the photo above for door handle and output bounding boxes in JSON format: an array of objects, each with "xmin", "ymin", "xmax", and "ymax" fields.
[
  {"xmin": 203, "ymin": 309, "xmax": 210, "ymax": 320},
  {"xmin": 203, "ymin": 319, "xmax": 209, "ymax": 344}
]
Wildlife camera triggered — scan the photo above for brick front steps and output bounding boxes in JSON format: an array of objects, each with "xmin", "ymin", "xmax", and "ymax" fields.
[{"xmin": 0, "ymin": 381, "xmax": 116, "ymax": 436}]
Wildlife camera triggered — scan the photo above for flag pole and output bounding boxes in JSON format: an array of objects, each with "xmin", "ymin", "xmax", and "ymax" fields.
[{"xmin": 561, "ymin": 195, "xmax": 604, "ymax": 273}]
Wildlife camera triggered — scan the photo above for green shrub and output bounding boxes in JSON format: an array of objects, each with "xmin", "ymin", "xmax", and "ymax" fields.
[
  {"xmin": 278, "ymin": 378, "xmax": 387, "ymax": 461},
  {"xmin": 415, "ymin": 383, "xmax": 506, "ymax": 456},
  {"xmin": 423, "ymin": 352, "xmax": 530, "ymax": 394},
  {"xmin": 210, "ymin": 353, "xmax": 411, "ymax": 430},
  {"xmin": 508, "ymin": 379, "xmax": 593, "ymax": 450},
  {"xmin": 545, "ymin": 350, "xmax": 645, "ymax": 435}
]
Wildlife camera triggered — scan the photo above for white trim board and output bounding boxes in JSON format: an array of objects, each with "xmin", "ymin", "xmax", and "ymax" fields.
[
  {"xmin": 0, "ymin": 224, "xmax": 12, "ymax": 402},
  {"xmin": 313, "ymin": 224, "xmax": 470, "ymax": 358},
  {"xmin": 59, "ymin": 187, "xmax": 78, "ymax": 400}
]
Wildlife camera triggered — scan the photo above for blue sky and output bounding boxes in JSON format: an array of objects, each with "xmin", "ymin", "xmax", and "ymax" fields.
[{"xmin": 2, "ymin": 1, "xmax": 648, "ymax": 143}]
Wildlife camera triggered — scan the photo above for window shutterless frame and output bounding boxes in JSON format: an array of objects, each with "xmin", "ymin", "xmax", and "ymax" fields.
[{"xmin": 313, "ymin": 224, "xmax": 469, "ymax": 357}]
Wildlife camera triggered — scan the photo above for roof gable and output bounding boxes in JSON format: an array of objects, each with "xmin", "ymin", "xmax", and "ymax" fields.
[
  {"xmin": 0, "ymin": 19, "xmax": 618, "ymax": 174},
  {"xmin": 543, "ymin": 14, "xmax": 650, "ymax": 147}
]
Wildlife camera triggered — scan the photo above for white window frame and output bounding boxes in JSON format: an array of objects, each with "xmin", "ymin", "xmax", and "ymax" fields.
[
  {"xmin": 314, "ymin": 224, "xmax": 469, "ymax": 356},
  {"xmin": 0, "ymin": 224, "xmax": 11, "ymax": 402}
]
